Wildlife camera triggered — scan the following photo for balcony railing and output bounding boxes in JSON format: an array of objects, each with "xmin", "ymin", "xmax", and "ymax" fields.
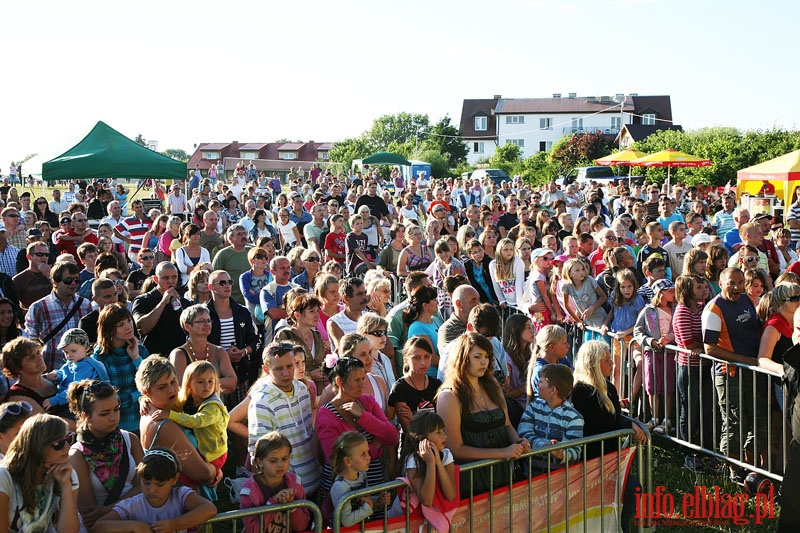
[{"xmin": 561, "ymin": 126, "xmax": 621, "ymax": 135}]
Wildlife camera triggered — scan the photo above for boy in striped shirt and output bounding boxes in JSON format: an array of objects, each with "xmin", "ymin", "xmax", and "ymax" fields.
[{"xmin": 518, "ymin": 364, "xmax": 584, "ymax": 469}]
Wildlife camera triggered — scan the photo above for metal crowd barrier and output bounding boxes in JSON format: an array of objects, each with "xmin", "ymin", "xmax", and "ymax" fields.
[
  {"xmin": 584, "ymin": 326, "xmax": 789, "ymax": 483},
  {"xmin": 331, "ymin": 425, "xmax": 653, "ymax": 533},
  {"xmin": 206, "ymin": 499, "xmax": 323, "ymax": 532}
]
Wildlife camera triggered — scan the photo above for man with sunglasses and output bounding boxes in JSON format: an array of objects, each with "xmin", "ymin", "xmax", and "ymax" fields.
[
  {"xmin": 13, "ymin": 242, "xmax": 53, "ymax": 312},
  {"xmin": 211, "ymin": 224, "xmax": 252, "ymax": 305},
  {"xmin": 24, "ymin": 261, "xmax": 92, "ymax": 372}
]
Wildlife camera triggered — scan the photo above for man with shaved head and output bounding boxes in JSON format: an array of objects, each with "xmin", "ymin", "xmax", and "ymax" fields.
[
  {"xmin": 438, "ymin": 285, "xmax": 480, "ymax": 356},
  {"xmin": 132, "ymin": 261, "xmax": 190, "ymax": 355}
]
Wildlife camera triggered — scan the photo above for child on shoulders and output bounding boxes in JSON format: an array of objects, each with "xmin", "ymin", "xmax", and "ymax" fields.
[{"xmin": 43, "ymin": 328, "xmax": 109, "ymax": 411}]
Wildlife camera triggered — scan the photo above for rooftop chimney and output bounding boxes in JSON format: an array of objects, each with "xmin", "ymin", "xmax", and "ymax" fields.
[
  {"xmin": 493, "ymin": 94, "xmax": 502, "ymax": 99},
  {"xmin": 568, "ymin": 93, "xmax": 576, "ymax": 98},
  {"xmin": 553, "ymin": 93, "xmax": 561, "ymax": 98}
]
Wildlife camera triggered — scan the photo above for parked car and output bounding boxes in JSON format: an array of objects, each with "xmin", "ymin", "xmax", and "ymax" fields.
[
  {"xmin": 556, "ymin": 166, "xmax": 617, "ymax": 186},
  {"xmin": 470, "ymin": 168, "xmax": 511, "ymax": 186}
]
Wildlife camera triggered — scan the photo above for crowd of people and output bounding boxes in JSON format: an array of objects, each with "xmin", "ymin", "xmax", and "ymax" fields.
[{"xmin": 0, "ymin": 166, "xmax": 799, "ymax": 531}]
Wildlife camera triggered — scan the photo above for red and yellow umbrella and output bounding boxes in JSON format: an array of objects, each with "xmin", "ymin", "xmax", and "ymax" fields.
[
  {"xmin": 594, "ymin": 149, "xmax": 647, "ymax": 166},
  {"xmin": 630, "ymin": 149, "xmax": 711, "ymax": 188}
]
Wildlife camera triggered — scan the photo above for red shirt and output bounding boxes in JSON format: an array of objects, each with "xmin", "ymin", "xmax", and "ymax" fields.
[
  {"xmin": 324, "ymin": 231, "xmax": 346, "ymax": 264},
  {"xmin": 57, "ymin": 231, "xmax": 99, "ymax": 266}
]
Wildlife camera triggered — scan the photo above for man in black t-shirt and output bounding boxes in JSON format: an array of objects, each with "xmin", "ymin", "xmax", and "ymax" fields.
[
  {"xmin": 131, "ymin": 262, "xmax": 190, "ymax": 355},
  {"xmin": 497, "ymin": 194, "xmax": 520, "ymax": 239},
  {"xmin": 355, "ymin": 181, "xmax": 390, "ymax": 223}
]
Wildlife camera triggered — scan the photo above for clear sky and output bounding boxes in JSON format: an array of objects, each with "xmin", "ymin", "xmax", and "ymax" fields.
[{"xmin": 3, "ymin": 0, "xmax": 799, "ymax": 165}]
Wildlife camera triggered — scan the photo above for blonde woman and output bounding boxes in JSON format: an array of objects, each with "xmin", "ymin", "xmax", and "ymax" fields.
[
  {"xmin": 489, "ymin": 238, "xmax": 525, "ymax": 309},
  {"xmin": 525, "ymin": 324, "xmax": 571, "ymax": 402},
  {"xmin": 571, "ymin": 340, "xmax": 645, "ymax": 532}
]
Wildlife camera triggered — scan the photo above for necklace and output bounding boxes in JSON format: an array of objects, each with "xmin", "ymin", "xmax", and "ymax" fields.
[
  {"xmin": 408, "ymin": 373, "xmax": 426, "ymax": 391},
  {"xmin": 186, "ymin": 341, "xmax": 209, "ymax": 362}
]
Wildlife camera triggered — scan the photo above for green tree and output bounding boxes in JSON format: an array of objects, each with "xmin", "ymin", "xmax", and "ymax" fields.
[
  {"xmin": 489, "ymin": 143, "xmax": 522, "ymax": 174},
  {"xmin": 134, "ymin": 134, "xmax": 146, "ymax": 147},
  {"xmin": 328, "ymin": 137, "xmax": 371, "ymax": 170},
  {"xmin": 367, "ymin": 113, "xmax": 430, "ymax": 152},
  {"xmin": 422, "ymin": 115, "xmax": 468, "ymax": 167},
  {"xmin": 161, "ymin": 148, "xmax": 189, "ymax": 162},
  {"xmin": 417, "ymin": 149, "xmax": 450, "ymax": 179},
  {"xmin": 521, "ymin": 151, "xmax": 559, "ymax": 186}
]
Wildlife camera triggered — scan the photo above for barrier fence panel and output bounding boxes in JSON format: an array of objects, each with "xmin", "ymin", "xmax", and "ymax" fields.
[
  {"xmin": 205, "ymin": 499, "xmax": 323, "ymax": 532},
  {"xmin": 586, "ymin": 328, "xmax": 789, "ymax": 483},
  {"xmin": 330, "ymin": 427, "xmax": 652, "ymax": 533}
]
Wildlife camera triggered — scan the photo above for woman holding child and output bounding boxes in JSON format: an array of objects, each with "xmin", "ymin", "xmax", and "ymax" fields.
[
  {"xmin": 136, "ymin": 356, "xmax": 221, "ymax": 489},
  {"xmin": 67, "ymin": 379, "xmax": 144, "ymax": 528}
]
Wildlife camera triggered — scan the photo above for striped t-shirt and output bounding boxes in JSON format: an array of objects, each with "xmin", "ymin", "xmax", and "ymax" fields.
[
  {"xmin": 217, "ymin": 317, "xmax": 236, "ymax": 351},
  {"xmin": 115, "ymin": 215, "xmax": 151, "ymax": 256}
]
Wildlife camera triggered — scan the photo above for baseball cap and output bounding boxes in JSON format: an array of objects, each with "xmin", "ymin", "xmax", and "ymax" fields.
[
  {"xmin": 553, "ymin": 254, "xmax": 570, "ymax": 264},
  {"xmin": 26, "ymin": 228, "xmax": 42, "ymax": 239},
  {"xmin": 652, "ymin": 278, "xmax": 675, "ymax": 293},
  {"xmin": 531, "ymin": 248, "xmax": 555, "ymax": 260},
  {"xmin": 691, "ymin": 233, "xmax": 712, "ymax": 247},
  {"xmin": 752, "ymin": 212, "xmax": 771, "ymax": 222},
  {"xmin": 57, "ymin": 328, "xmax": 91, "ymax": 350},
  {"xmin": 0, "ymin": 223, "xmax": 6, "ymax": 233},
  {"xmin": 60, "ymin": 216, "xmax": 71, "ymax": 225}
]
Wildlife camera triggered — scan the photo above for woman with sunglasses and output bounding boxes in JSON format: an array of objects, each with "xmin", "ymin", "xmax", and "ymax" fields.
[
  {"xmin": 170, "ymin": 304, "xmax": 236, "ymax": 395},
  {"xmin": 0, "ymin": 401, "xmax": 33, "ymax": 458},
  {"xmin": 293, "ymin": 249, "xmax": 321, "ymax": 292},
  {"xmin": 33, "ymin": 196, "xmax": 59, "ymax": 229},
  {"xmin": 136, "ymin": 357, "xmax": 220, "ymax": 494},
  {"xmin": 67, "ymin": 379, "xmax": 144, "ymax": 529},
  {"xmin": 0, "ymin": 413, "xmax": 80, "ymax": 533}
]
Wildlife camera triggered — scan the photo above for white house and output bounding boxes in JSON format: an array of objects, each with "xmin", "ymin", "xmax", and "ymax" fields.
[{"xmin": 460, "ymin": 94, "xmax": 674, "ymax": 165}]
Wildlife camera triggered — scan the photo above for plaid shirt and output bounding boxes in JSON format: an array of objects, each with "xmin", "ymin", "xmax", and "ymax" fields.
[
  {"xmin": 24, "ymin": 292, "xmax": 92, "ymax": 371},
  {"xmin": 92, "ymin": 344, "xmax": 148, "ymax": 432},
  {"xmin": 0, "ymin": 243, "xmax": 20, "ymax": 277}
]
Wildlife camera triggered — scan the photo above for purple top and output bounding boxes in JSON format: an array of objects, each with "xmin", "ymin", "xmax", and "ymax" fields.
[{"xmin": 112, "ymin": 485, "xmax": 193, "ymax": 523}]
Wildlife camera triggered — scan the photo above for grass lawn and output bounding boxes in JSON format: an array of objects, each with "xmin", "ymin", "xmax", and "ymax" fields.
[{"xmin": 647, "ymin": 439, "xmax": 780, "ymax": 532}]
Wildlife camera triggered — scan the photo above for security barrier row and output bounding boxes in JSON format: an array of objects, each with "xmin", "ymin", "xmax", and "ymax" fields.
[
  {"xmin": 585, "ymin": 326, "xmax": 787, "ymax": 483},
  {"xmin": 203, "ymin": 425, "xmax": 652, "ymax": 532}
]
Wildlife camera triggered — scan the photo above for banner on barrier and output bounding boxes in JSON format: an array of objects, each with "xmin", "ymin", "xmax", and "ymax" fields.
[{"xmin": 340, "ymin": 447, "xmax": 637, "ymax": 533}]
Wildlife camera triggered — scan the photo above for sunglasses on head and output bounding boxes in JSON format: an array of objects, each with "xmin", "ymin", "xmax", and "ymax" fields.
[
  {"xmin": 0, "ymin": 401, "xmax": 32, "ymax": 431},
  {"xmin": 267, "ymin": 342, "xmax": 295, "ymax": 356},
  {"xmin": 51, "ymin": 432, "xmax": 76, "ymax": 451},
  {"xmin": 80, "ymin": 381, "xmax": 115, "ymax": 409}
]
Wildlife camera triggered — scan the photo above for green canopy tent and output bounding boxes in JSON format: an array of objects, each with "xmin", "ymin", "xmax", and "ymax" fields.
[
  {"xmin": 362, "ymin": 151, "xmax": 411, "ymax": 166},
  {"xmin": 42, "ymin": 121, "xmax": 187, "ymax": 181}
]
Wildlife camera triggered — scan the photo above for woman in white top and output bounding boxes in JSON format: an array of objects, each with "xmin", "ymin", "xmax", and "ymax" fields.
[
  {"xmin": 774, "ymin": 228, "xmax": 798, "ymax": 273},
  {"xmin": 174, "ymin": 224, "xmax": 212, "ymax": 287},
  {"xmin": 276, "ymin": 207, "xmax": 302, "ymax": 253},
  {"xmin": 398, "ymin": 193, "xmax": 422, "ymax": 224},
  {"xmin": 489, "ymin": 237, "xmax": 526, "ymax": 309},
  {"xmin": 358, "ymin": 205, "xmax": 383, "ymax": 257}
]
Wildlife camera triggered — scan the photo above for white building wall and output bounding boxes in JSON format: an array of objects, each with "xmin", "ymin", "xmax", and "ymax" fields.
[
  {"xmin": 466, "ymin": 139, "xmax": 497, "ymax": 165},
  {"xmin": 496, "ymin": 112, "xmax": 633, "ymax": 158}
]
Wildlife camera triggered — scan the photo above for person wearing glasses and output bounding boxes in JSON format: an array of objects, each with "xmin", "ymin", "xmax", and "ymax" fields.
[
  {"xmin": 0, "ymin": 413, "xmax": 80, "ymax": 532},
  {"xmin": 206, "ymin": 270, "xmax": 257, "ymax": 410},
  {"xmin": 0, "ymin": 400, "xmax": 33, "ymax": 458},
  {"xmin": 33, "ymin": 195, "xmax": 59, "ymax": 229},
  {"xmin": 24, "ymin": 261, "xmax": 93, "ymax": 372},
  {"xmin": 13, "ymin": 241, "xmax": 53, "ymax": 312}
]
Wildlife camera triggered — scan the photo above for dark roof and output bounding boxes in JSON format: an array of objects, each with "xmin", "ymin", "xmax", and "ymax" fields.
[
  {"xmin": 316, "ymin": 143, "xmax": 332, "ymax": 151},
  {"xmin": 238, "ymin": 143, "xmax": 268, "ymax": 151},
  {"xmin": 495, "ymin": 97, "xmax": 635, "ymax": 114},
  {"xmin": 619, "ymin": 124, "xmax": 683, "ymax": 142},
  {"xmin": 278, "ymin": 143, "xmax": 305, "ymax": 151},
  {"xmin": 198, "ymin": 143, "xmax": 230, "ymax": 151},
  {"xmin": 631, "ymin": 95, "xmax": 673, "ymax": 124},
  {"xmin": 459, "ymin": 98, "xmax": 499, "ymax": 139}
]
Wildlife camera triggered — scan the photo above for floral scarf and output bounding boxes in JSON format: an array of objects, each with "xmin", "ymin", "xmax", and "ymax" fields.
[{"xmin": 77, "ymin": 428, "xmax": 127, "ymax": 505}]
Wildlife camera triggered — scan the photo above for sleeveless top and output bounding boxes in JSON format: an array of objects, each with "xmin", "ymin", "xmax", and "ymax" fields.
[
  {"xmin": 329, "ymin": 311, "xmax": 358, "ymax": 338},
  {"xmin": 405, "ymin": 246, "xmax": 432, "ymax": 272},
  {"xmin": 459, "ymin": 406, "xmax": 512, "ymax": 497},
  {"xmin": 366, "ymin": 373, "xmax": 385, "ymax": 413}
]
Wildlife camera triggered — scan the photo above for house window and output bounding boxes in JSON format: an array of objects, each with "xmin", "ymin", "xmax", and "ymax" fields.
[
  {"xmin": 240, "ymin": 151, "xmax": 259, "ymax": 160},
  {"xmin": 505, "ymin": 116, "xmax": 525, "ymax": 124},
  {"xmin": 611, "ymin": 117, "xmax": 621, "ymax": 130},
  {"xmin": 539, "ymin": 118, "xmax": 552, "ymax": 130},
  {"xmin": 474, "ymin": 116, "xmax": 487, "ymax": 131},
  {"xmin": 571, "ymin": 118, "xmax": 584, "ymax": 131},
  {"xmin": 506, "ymin": 139, "xmax": 524, "ymax": 148},
  {"xmin": 473, "ymin": 142, "xmax": 485, "ymax": 154},
  {"xmin": 202, "ymin": 151, "xmax": 219, "ymax": 160},
  {"xmin": 280, "ymin": 152, "xmax": 297, "ymax": 160},
  {"xmin": 539, "ymin": 141, "xmax": 553, "ymax": 152},
  {"xmin": 642, "ymin": 113, "xmax": 656, "ymax": 125},
  {"xmin": 318, "ymin": 151, "xmax": 329, "ymax": 160}
]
